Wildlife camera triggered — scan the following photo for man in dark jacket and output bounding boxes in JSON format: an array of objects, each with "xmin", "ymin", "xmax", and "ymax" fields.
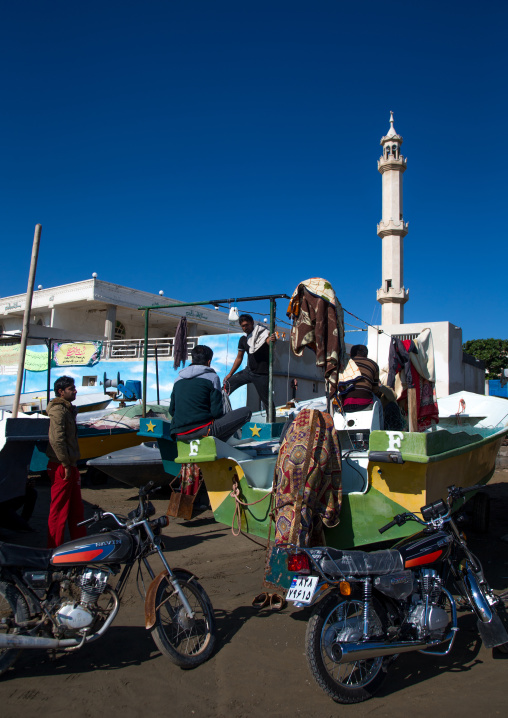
[
  {"xmin": 46, "ymin": 375, "xmax": 86, "ymax": 548},
  {"xmin": 170, "ymin": 345, "xmax": 251, "ymax": 442}
]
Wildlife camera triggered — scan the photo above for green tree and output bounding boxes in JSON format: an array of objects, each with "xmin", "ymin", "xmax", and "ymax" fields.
[{"xmin": 462, "ymin": 338, "xmax": 508, "ymax": 380}]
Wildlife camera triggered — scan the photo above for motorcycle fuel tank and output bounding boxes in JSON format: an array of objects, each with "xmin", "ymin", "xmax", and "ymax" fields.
[
  {"xmin": 51, "ymin": 529, "xmax": 134, "ymax": 566},
  {"xmin": 394, "ymin": 530, "xmax": 452, "ymax": 569}
]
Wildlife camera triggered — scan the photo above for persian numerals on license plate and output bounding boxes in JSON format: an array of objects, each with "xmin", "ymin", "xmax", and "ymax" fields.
[{"xmin": 286, "ymin": 575, "xmax": 319, "ymax": 604}]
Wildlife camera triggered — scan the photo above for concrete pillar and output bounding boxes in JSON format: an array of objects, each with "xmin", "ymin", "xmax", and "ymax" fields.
[{"xmin": 104, "ymin": 304, "xmax": 116, "ymax": 340}]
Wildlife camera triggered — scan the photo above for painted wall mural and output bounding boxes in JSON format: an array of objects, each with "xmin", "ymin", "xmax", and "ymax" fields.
[{"xmin": 0, "ymin": 334, "xmax": 247, "ymax": 409}]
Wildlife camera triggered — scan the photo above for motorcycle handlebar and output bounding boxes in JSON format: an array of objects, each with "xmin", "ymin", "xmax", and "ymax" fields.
[
  {"xmin": 459, "ymin": 483, "xmax": 483, "ymax": 496},
  {"xmin": 378, "ymin": 519, "xmax": 398, "ymax": 534},
  {"xmin": 378, "ymin": 513, "xmax": 409, "ymax": 534},
  {"xmin": 379, "ymin": 483, "xmax": 481, "ymax": 533},
  {"xmin": 139, "ymin": 481, "xmax": 161, "ymax": 498},
  {"xmin": 77, "ymin": 506, "xmax": 104, "ymax": 527},
  {"xmin": 446, "ymin": 483, "xmax": 484, "ymax": 505}
]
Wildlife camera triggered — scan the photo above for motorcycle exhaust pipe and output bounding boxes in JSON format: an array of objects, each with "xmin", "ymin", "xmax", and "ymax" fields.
[
  {"xmin": 0, "ymin": 634, "xmax": 81, "ymax": 649},
  {"xmin": 0, "ymin": 589, "xmax": 119, "ymax": 651},
  {"xmin": 333, "ymin": 631, "xmax": 455, "ymax": 664}
]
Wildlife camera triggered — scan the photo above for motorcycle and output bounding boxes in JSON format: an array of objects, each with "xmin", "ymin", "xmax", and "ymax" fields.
[
  {"xmin": 280, "ymin": 483, "xmax": 508, "ymax": 704},
  {"xmin": 0, "ymin": 481, "xmax": 216, "ymax": 675}
]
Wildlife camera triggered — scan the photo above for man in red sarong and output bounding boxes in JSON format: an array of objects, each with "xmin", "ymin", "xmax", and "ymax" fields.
[{"xmin": 46, "ymin": 376, "xmax": 86, "ymax": 548}]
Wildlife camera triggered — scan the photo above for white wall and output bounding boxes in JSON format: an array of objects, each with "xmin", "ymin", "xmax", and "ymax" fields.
[{"xmin": 367, "ymin": 321, "xmax": 485, "ymax": 398}]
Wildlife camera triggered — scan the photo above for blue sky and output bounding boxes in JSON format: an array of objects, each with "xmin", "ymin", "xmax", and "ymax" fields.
[{"xmin": 1, "ymin": 1, "xmax": 506, "ymax": 342}]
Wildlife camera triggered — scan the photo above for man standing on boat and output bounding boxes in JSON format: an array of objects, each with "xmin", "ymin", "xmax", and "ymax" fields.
[
  {"xmin": 46, "ymin": 376, "xmax": 86, "ymax": 548},
  {"xmin": 170, "ymin": 345, "xmax": 251, "ymax": 442},
  {"xmin": 223, "ymin": 314, "xmax": 276, "ymax": 419}
]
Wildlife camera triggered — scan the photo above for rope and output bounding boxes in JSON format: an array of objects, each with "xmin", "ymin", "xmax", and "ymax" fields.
[
  {"xmin": 286, "ymin": 338, "xmax": 292, "ymax": 403},
  {"xmin": 229, "ymin": 478, "xmax": 273, "ymax": 537}
]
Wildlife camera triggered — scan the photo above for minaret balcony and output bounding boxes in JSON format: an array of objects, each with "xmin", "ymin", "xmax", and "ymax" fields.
[
  {"xmin": 377, "ymin": 156, "xmax": 407, "ymax": 173},
  {"xmin": 377, "ymin": 220, "xmax": 409, "ymax": 238},
  {"xmin": 376, "ymin": 286, "xmax": 409, "ymax": 305}
]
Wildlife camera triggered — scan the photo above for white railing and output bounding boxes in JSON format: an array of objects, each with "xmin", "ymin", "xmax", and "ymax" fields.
[
  {"xmin": 102, "ymin": 336, "xmax": 198, "ymax": 360},
  {"xmin": 392, "ymin": 333, "xmax": 419, "ymax": 342}
]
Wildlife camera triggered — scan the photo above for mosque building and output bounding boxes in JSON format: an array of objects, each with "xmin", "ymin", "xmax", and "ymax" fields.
[
  {"xmin": 0, "ymin": 113, "xmax": 485, "ymax": 403},
  {"xmin": 368, "ymin": 113, "xmax": 484, "ymax": 397}
]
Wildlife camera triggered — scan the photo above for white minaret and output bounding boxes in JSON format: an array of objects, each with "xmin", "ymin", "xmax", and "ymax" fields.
[{"xmin": 376, "ymin": 112, "xmax": 409, "ymax": 325}]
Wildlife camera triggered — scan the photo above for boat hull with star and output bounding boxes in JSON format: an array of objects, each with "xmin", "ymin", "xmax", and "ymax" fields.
[{"xmin": 137, "ymin": 391, "xmax": 508, "ymax": 548}]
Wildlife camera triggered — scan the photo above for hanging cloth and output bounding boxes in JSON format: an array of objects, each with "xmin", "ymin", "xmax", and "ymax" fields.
[
  {"xmin": 173, "ymin": 317, "xmax": 188, "ymax": 370},
  {"xmin": 246, "ymin": 324, "xmax": 269, "ymax": 353},
  {"xmin": 274, "ymin": 408, "xmax": 342, "ymax": 547},
  {"xmin": 287, "ymin": 278, "xmax": 346, "ymax": 397},
  {"xmin": 411, "ymin": 368, "xmax": 439, "ymax": 430},
  {"xmin": 386, "ymin": 337, "xmax": 417, "ymax": 389},
  {"xmin": 410, "ymin": 328, "xmax": 436, "ymax": 383}
]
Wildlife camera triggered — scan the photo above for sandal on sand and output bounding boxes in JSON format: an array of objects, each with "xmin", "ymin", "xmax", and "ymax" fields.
[
  {"xmin": 252, "ymin": 592, "xmax": 270, "ymax": 609},
  {"xmin": 269, "ymin": 593, "xmax": 286, "ymax": 611}
]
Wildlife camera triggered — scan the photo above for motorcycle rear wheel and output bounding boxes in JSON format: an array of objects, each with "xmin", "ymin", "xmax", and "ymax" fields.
[
  {"xmin": 151, "ymin": 571, "xmax": 216, "ymax": 668},
  {"xmin": 305, "ymin": 593, "xmax": 388, "ymax": 704},
  {"xmin": 0, "ymin": 581, "xmax": 29, "ymax": 677}
]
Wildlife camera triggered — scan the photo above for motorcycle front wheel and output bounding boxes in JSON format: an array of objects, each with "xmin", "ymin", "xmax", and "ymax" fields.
[
  {"xmin": 305, "ymin": 593, "xmax": 388, "ymax": 704},
  {"xmin": 151, "ymin": 571, "xmax": 216, "ymax": 668},
  {"xmin": 0, "ymin": 581, "xmax": 29, "ymax": 677}
]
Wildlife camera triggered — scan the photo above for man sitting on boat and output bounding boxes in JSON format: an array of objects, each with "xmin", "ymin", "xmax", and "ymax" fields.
[
  {"xmin": 341, "ymin": 345, "xmax": 382, "ymax": 413},
  {"xmin": 223, "ymin": 314, "xmax": 276, "ymax": 419},
  {"xmin": 169, "ymin": 345, "xmax": 251, "ymax": 443}
]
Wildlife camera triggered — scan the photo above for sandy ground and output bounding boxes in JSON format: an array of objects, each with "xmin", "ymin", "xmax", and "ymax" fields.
[{"xmin": 1, "ymin": 472, "xmax": 508, "ymax": 718}]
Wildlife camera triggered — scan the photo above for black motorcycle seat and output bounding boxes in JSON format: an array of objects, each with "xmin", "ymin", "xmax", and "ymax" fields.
[
  {"xmin": 313, "ymin": 548, "xmax": 404, "ymax": 578},
  {"xmin": 0, "ymin": 542, "xmax": 52, "ymax": 569}
]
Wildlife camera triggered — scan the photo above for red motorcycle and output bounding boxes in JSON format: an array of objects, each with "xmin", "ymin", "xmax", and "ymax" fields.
[{"xmin": 0, "ymin": 482, "xmax": 215, "ymax": 675}]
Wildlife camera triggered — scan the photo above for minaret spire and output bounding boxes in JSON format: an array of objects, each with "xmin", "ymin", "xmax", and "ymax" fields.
[
  {"xmin": 386, "ymin": 110, "xmax": 396, "ymax": 137},
  {"xmin": 376, "ymin": 112, "xmax": 409, "ymax": 325}
]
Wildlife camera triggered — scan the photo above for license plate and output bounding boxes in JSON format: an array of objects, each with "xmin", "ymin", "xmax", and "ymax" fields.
[{"xmin": 286, "ymin": 575, "xmax": 319, "ymax": 604}]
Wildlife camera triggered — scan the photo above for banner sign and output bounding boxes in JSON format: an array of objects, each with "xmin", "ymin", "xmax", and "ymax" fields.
[
  {"xmin": 0, "ymin": 345, "xmax": 49, "ymax": 372},
  {"xmin": 52, "ymin": 341, "xmax": 102, "ymax": 368}
]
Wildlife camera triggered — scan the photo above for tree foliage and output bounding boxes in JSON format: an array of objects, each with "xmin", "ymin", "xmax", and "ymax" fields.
[{"xmin": 462, "ymin": 338, "xmax": 508, "ymax": 380}]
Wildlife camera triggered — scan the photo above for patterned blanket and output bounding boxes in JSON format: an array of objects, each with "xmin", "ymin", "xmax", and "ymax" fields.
[{"xmin": 274, "ymin": 409, "xmax": 342, "ymax": 547}]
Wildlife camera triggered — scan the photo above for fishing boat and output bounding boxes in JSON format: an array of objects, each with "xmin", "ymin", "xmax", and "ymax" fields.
[
  {"xmin": 0, "ymin": 390, "xmax": 112, "ymax": 414},
  {"xmin": 133, "ymin": 282, "xmax": 505, "ymax": 549},
  {"xmin": 138, "ymin": 390, "xmax": 508, "ymax": 548},
  {"xmin": 0, "ymin": 410, "xmax": 49, "ymax": 501},
  {"xmin": 86, "ymin": 441, "xmax": 176, "ymax": 488},
  {"xmin": 28, "ymin": 403, "xmax": 172, "ymax": 473}
]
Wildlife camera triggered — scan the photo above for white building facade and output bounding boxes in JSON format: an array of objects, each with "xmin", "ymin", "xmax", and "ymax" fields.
[{"xmin": 0, "ymin": 278, "xmax": 233, "ymax": 343}]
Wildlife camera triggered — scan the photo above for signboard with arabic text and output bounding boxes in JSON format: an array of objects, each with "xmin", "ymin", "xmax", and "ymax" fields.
[
  {"xmin": 0, "ymin": 345, "xmax": 49, "ymax": 372},
  {"xmin": 51, "ymin": 341, "xmax": 102, "ymax": 368}
]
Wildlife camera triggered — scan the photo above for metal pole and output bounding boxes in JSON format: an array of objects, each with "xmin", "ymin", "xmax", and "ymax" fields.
[
  {"xmin": 268, "ymin": 298, "xmax": 276, "ymax": 423},
  {"xmin": 46, "ymin": 339, "xmax": 52, "ymax": 408},
  {"xmin": 137, "ymin": 293, "xmax": 290, "ymax": 312},
  {"xmin": 137, "ymin": 293, "xmax": 290, "ymax": 422},
  {"xmin": 12, "ymin": 225, "xmax": 42, "ymax": 417},
  {"xmin": 142, "ymin": 309, "xmax": 150, "ymax": 418},
  {"xmin": 155, "ymin": 342, "xmax": 160, "ymax": 405},
  {"xmin": 408, "ymin": 387, "xmax": 418, "ymax": 432}
]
